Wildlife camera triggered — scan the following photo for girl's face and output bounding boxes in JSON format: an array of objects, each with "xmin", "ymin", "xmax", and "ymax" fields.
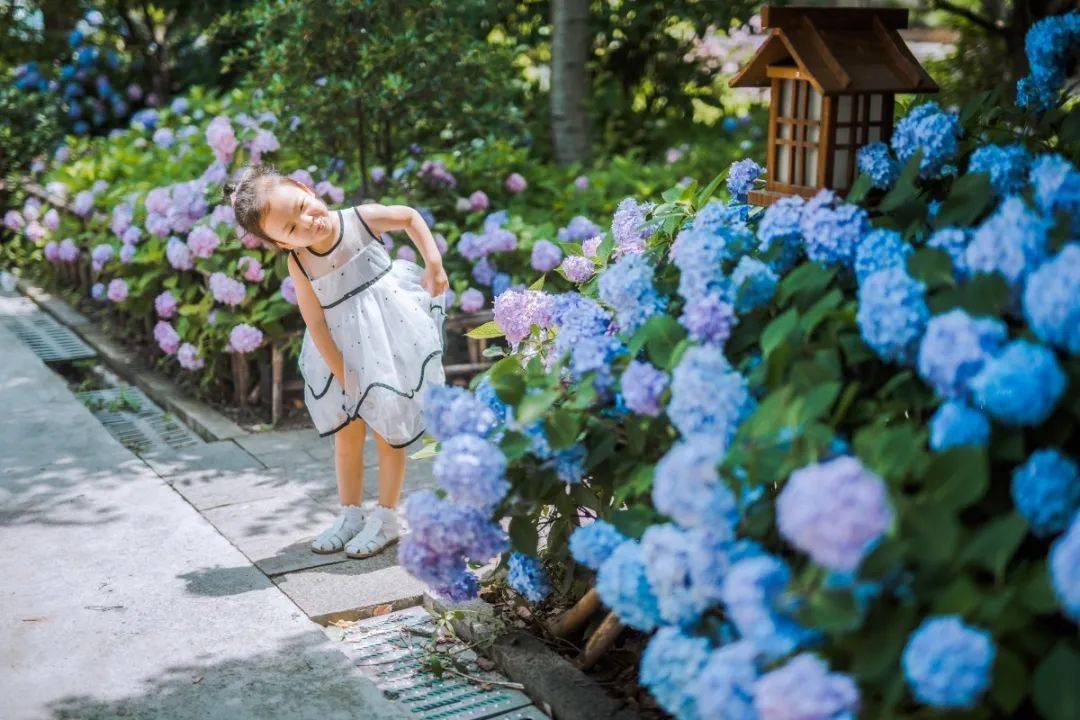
[{"xmin": 261, "ymin": 179, "xmax": 335, "ymax": 250}]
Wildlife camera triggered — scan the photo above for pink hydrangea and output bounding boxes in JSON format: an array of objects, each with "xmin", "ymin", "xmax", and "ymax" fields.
[
  {"xmin": 288, "ymin": 169, "xmax": 314, "ymax": 188},
  {"xmin": 153, "ymin": 321, "xmax": 181, "ymax": 355},
  {"xmin": 209, "ymin": 203, "xmax": 235, "ymax": 229},
  {"xmin": 460, "ymin": 288, "xmax": 485, "ymax": 313},
  {"xmin": 469, "ymin": 190, "xmax": 490, "ymax": 212},
  {"xmin": 205, "ymin": 115, "xmax": 238, "ymax": 164},
  {"xmin": 237, "ymin": 256, "xmax": 265, "ymax": 282},
  {"xmin": 455, "ymin": 197, "xmax": 473, "ymax": 213},
  {"xmin": 177, "ymin": 342, "xmax": 205, "ymax": 370},
  {"xmin": 505, "ymin": 172, "xmax": 527, "ymax": 194},
  {"xmin": 155, "ymin": 290, "xmax": 178, "ymax": 318},
  {"xmin": 228, "ymin": 323, "xmax": 264, "ymax": 353},
  {"xmin": 25, "ymin": 221, "xmax": 46, "ymax": 242},
  {"xmin": 493, "ymin": 288, "xmax": 554, "ymax": 345},
  {"xmin": 561, "ymin": 255, "xmax": 594, "ymax": 283},
  {"xmin": 4, "ymin": 210, "xmax": 25, "ymax": 231},
  {"xmin": 22, "ymin": 197, "xmax": 41, "ymax": 221},
  {"xmin": 280, "ymin": 276, "xmax": 298, "ymax": 305},
  {"xmin": 396, "ymin": 246, "xmax": 417, "ymax": 262},
  {"xmin": 247, "ymin": 129, "xmax": 280, "ymax": 164},
  {"xmin": 58, "ymin": 238, "xmax": 80, "ymax": 263},
  {"xmin": 209, "ymin": 272, "xmax": 246, "ymax": 306},
  {"xmin": 43, "ymin": 241, "xmax": 61, "ymax": 263},
  {"xmin": 42, "ymin": 208, "xmax": 60, "ymax": 231},
  {"xmin": 166, "ymin": 238, "xmax": 194, "ymax": 271},
  {"xmin": 239, "ymin": 232, "xmax": 262, "ymax": 250},
  {"xmin": 574, "ymin": 175, "xmax": 589, "ymax": 190},
  {"xmin": 145, "ymin": 187, "xmax": 170, "ymax": 216},
  {"xmin": 106, "ymin": 278, "xmax": 128, "ymax": 303},
  {"xmin": 315, "ymin": 180, "xmax": 345, "ymax": 204},
  {"xmin": 146, "ymin": 213, "xmax": 171, "ymax": 237},
  {"xmin": 583, "ymin": 235, "xmax": 603, "ymax": 258},
  {"xmin": 187, "ymin": 226, "xmax": 220, "ymax": 258}
]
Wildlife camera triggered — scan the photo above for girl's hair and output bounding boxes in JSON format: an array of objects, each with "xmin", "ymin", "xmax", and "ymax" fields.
[{"xmin": 221, "ymin": 163, "xmax": 287, "ymax": 251}]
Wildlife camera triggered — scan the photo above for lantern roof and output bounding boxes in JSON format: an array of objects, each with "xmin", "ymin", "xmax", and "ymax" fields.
[{"xmin": 730, "ymin": 6, "xmax": 939, "ymax": 95}]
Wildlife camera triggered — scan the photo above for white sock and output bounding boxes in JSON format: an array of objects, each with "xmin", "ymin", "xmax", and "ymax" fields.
[{"xmin": 311, "ymin": 504, "xmax": 366, "ymax": 552}]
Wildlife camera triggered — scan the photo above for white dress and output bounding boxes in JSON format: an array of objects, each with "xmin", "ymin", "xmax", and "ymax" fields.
[{"xmin": 294, "ymin": 206, "xmax": 446, "ymax": 447}]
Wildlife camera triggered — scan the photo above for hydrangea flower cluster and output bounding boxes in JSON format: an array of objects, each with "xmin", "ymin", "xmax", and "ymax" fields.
[
  {"xmin": 568, "ymin": 520, "xmax": 626, "ymax": 571},
  {"xmin": 757, "ymin": 195, "xmax": 805, "ymax": 273},
  {"xmin": 926, "ymin": 227, "xmax": 969, "ymax": 275},
  {"xmin": 902, "ymin": 616, "xmax": 995, "ymax": 709},
  {"xmin": 667, "ymin": 346, "xmax": 753, "ymax": 448},
  {"xmin": 619, "ymin": 360, "xmax": 668, "ymax": 417},
  {"xmin": 929, "ymin": 401, "xmax": 990, "ymax": 451},
  {"xmin": 106, "ymin": 278, "xmax": 128, "ymax": 303},
  {"xmin": 653, "ymin": 438, "xmax": 736, "ymax": 531},
  {"xmin": 209, "ymin": 272, "xmax": 246, "ymax": 307},
  {"xmin": 597, "ymin": 254, "xmax": 667, "ymax": 334},
  {"xmin": 963, "ymin": 195, "xmax": 1050, "ymax": 287},
  {"xmin": 1023, "ymin": 243, "xmax": 1079, "ymax": 354},
  {"xmin": 153, "ymin": 320, "xmax": 180, "ymax": 355},
  {"xmin": 726, "ymin": 159, "xmax": 763, "ymax": 202},
  {"xmin": 419, "ymin": 160, "xmax": 457, "ymax": 189},
  {"xmin": 205, "ymin": 115, "xmax": 238, "ymax": 163},
  {"xmin": 856, "ymin": 141, "xmax": 899, "ymax": 189},
  {"xmin": 530, "ymin": 240, "xmax": 562, "ymax": 272},
  {"xmin": 186, "ymin": 226, "xmax": 220, "ymax": 259},
  {"xmin": 493, "ymin": 288, "xmax": 554, "ymax": 345},
  {"xmin": 422, "ymin": 385, "xmax": 499, "ymax": 442},
  {"xmin": 154, "ymin": 290, "xmax": 178, "ymax": 319},
  {"xmin": 754, "ymin": 653, "xmax": 860, "ymax": 720},
  {"xmin": 1050, "ymin": 513, "xmax": 1080, "ymax": 621},
  {"xmin": 506, "ymin": 552, "xmax": 551, "ymax": 602},
  {"xmin": 1015, "ymin": 12, "xmax": 1080, "ymax": 112},
  {"xmin": 459, "ymin": 288, "xmax": 485, "ymax": 313},
  {"xmin": 890, "ymin": 102, "xmax": 961, "ymax": 178},
  {"xmin": 639, "ymin": 628, "xmax": 712, "ymax": 718},
  {"xmin": 853, "ymin": 229, "xmax": 912, "ymax": 284},
  {"xmin": 798, "ymin": 190, "xmax": 869, "ymax": 267},
  {"xmin": 856, "ymin": 267, "xmax": 929, "ymax": 364},
  {"xmin": 504, "ymin": 172, "xmax": 527, "ymax": 194},
  {"xmin": 720, "ymin": 553, "xmax": 815, "ymax": 661},
  {"xmin": 557, "ymin": 215, "xmax": 602, "ymax": 243},
  {"xmin": 280, "ymin": 277, "xmax": 298, "ymax": 305},
  {"xmin": 58, "ymin": 239, "xmax": 79, "ymax": 263},
  {"xmin": 680, "ymin": 293, "xmax": 738, "ymax": 346},
  {"xmin": 433, "ymin": 434, "xmax": 509, "ymax": 514},
  {"xmin": 969, "ymin": 339, "xmax": 1066, "ymax": 426},
  {"xmin": 1011, "ymin": 448, "xmax": 1079, "ymax": 537},
  {"xmin": 731, "ymin": 256, "xmax": 777, "ymax": 311},
  {"xmin": 237, "ymin": 256, "xmax": 265, "ymax": 283},
  {"xmin": 1028, "ymin": 153, "xmax": 1080, "ymax": 223},
  {"xmin": 90, "ymin": 243, "xmax": 114, "ymax": 271},
  {"xmin": 228, "ymin": 323, "xmax": 263, "ymax": 353},
  {"xmin": 560, "ymin": 254, "xmax": 594, "ymax": 283},
  {"xmin": 177, "ymin": 343, "xmax": 204, "ymax": 371},
  {"xmin": 916, "ymin": 309, "xmax": 1007, "ymax": 399},
  {"xmin": 968, "ymin": 143, "xmax": 1030, "ymax": 196},
  {"xmin": 610, "ymin": 197, "xmax": 658, "ymax": 257},
  {"xmin": 595, "ymin": 539, "xmax": 662, "ymax": 632}
]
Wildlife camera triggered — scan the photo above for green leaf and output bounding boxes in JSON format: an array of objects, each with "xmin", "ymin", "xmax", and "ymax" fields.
[
  {"xmin": 906, "ymin": 502, "xmax": 959, "ymax": 569},
  {"xmin": 960, "ymin": 512, "xmax": 1028, "ymax": 578},
  {"xmin": 515, "ymin": 389, "xmax": 559, "ymax": 426},
  {"xmin": 695, "ymin": 171, "xmax": 725, "ymax": 208},
  {"xmin": 880, "ymin": 149, "xmax": 923, "ymax": 212},
  {"xmin": 609, "ymin": 505, "xmax": 661, "ymax": 540},
  {"xmin": 556, "ymin": 240, "xmax": 584, "ymax": 257},
  {"xmin": 509, "ymin": 515, "xmax": 539, "ymax": 555},
  {"xmin": 791, "ymin": 381, "xmax": 841, "ymax": 424},
  {"xmin": 924, "ymin": 446, "xmax": 989, "ymax": 511},
  {"xmin": 933, "ymin": 171, "xmax": 993, "ymax": 228},
  {"xmin": 528, "ymin": 274, "xmax": 545, "ymax": 291},
  {"xmin": 1033, "ymin": 642, "xmax": 1080, "ymax": 720},
  {"xmin": 761, "ymin": 308, "xmax": 799, "ymax": 358},
  {"xmin": 845, "ymin": 173, "xmax": 872, "ymax": 204},
  {"xmin": 991, "ymin": 647, "xmax": 1029, "ymax": 715},
  {"xmin": 779, "ymin": 263, "xmax": 835, "ymax": 304},
  {"xmin": 803, "ymin": 588, "xmax": 863, "ymax": 633},
  {"xmin": 544, "ymin": 409, "xmax": 581, "ymax": 449},
  {"xmin": 629, "ymin": 314, "xmax": 687, "ymax": 370},
  {"xmin": 614, "ymin": 463, "xmax": 655, "ymax": 503},
  {"xmin": 907, "ymin": 247, "xmax": 955, "ymax": 289},
  {"xmin": 465, "ymin": 320, "xmax": 504, "ymax": 339}
]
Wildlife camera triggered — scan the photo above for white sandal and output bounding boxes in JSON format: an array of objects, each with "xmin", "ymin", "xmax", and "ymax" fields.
[
  {"xmin": 311, "ymin": 505, "xmax": 366, "ymax": 554},
  {"xmin": 345, "ymin": 506, "xmax": 400, "ymax": 559}
]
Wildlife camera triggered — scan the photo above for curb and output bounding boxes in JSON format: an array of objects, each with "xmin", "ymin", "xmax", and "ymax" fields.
[
  {"xmin": 424, "ymin": 594, "xmax": 641, "ymax": 720},
  {"xmin": 15, "ymin": 279, "xmax": 249, "ymax": 442}
]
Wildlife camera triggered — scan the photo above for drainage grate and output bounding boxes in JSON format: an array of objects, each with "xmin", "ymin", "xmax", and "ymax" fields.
[
  {"xmin": 0, "ymin": 295, "xmax": 96, "ymax": 363},
  {"xmin": 75, "ymin": 385, "xmax": 203, "ymax": 455},
  {"xmin": 345, "ymin": 608, "xmax": 540, "ymax": 720}
]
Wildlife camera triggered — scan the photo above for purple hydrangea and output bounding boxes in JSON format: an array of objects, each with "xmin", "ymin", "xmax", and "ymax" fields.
[
  {"xmin": 671, "ymin": 224, "xmax": 743, "ymax": 300},
  {"xmin": 530, "ymin": 240, "xmax": 562, "ymax": 272},
  {"xmin": 111, "ymin": 204, "xmax": 133, "ymax": 236},
  {"xmin": 459, "ymin": 288, "xmax": 485, "ymax": 313},
  {"xmin": 964, "ymin": 196, "xmax": 1049, "ymax": 287},
  {"xmin": 504, "ymin": 172, "xmax": 527, "ymax": 194},
  {"xmin": 205, "ymin": 115, "xmax": 238, "ymax": 163},
  {"xmin": 4, "ymin": 210, "xmax": 25, "ymax": 231},
  {"xmin": 238, "ymin": 256, "xmax": 265, "ymax": 282},
  {"xmin": 72, "ymin": 190, "xmax": 95, "ymax": 217},
  {"xmin": 90, "ymin": 243, "xmax": 114, "ymax": 271},
  {"xmin": 692, "ymin": 641, "xmax": 759, "ymax": 720},
  {"xmin": 153, "ymin": 320, "xmax": 180, "ymax": 355},
  {"xmin": 754, "ymin": 653, "xmax": 860, "ymax": 720},
  {"xmin": 597, "ymin": 254, "xmax": 667, "ymax": 334},
  {"xmin": 468, "ymin": 190, "xmax": 489, "ymax": 212},
  {"xmin": 799, "ymin": 190, "xmax": 869, "ymax": 267},
  {"xmin": 582, "ymin": 235, "xmax": 602, "ymax": 258},
  {"xmin": 574, "ymin": 175, "xmax": 589, "ymax": 190},
  {"xmin": 611, "ymin": 197, "xmax": 657, "ymax": 257},
  {"xmin": 679, "ymin": 294, "xmax": 738, "ymax": 346},
  {"xmin": 43, "ymin": 241, "xmax": 60, "ymax": 264},
  {"xmin": 970, "ymin": 340, "xmax": 1066, "ymax": 426},
  {"xmin": 653, "ymin": 438, "xmax": 737, "ymax": 532},
  {"xmin": 186, "ymin": 226, "xmax": 220, "ymax": 259},
  {"xmin": 727, "ymin": 158, "xmax": 763, "ymax": 202},
  {"xmin": 121, "ymin": 226, "xmax": 143, "ymax": 245},
  {"xmin": 596, "ymin": 539, "xmax": 662, "ymax": 632},
  {"xmin": 777, "ymin": 456, "xmax": 894, "ymax": 572},
  {"xmin": 430, "ymin": 571, "xmax": 480, "ymax": 604},
  {"xmin": 58, "ymin": 239, "xmax": 79, "ymax": 263},
  {"xmin": 620, "ymin": 360, "xmax": 669, "ymax": 417},
  {"xmin": 209, "ymin": 272, "xmax": 246, "ymax": 307},
  {"xmin": 472, "ymin": 257, "xmax": 497, "ymax": 286},
  {"xmin": 640, "ymin": 628, "xmax": 711, "ymax": 720},
  {"xmin": 732, "ymin": 256, "xmax": 778, "ymax": 311},
  {"xmin": 90, "ymin": 282, "xmax": 106, "ymax": 300},
  {"xmin": 42, "ymin": 208, "xmax": 60, "ymax": 231},
  {"xmin": 422, "ymin": 385, "xmax": 499, "ymax": 441},
  {"xmin": 507, "ymin": 552, "xmax": 551, "ymax": 602},
  {"xmin": 902, "ymin": 616, "xmax": 995, "ymax": 709},
  {"xmin": 1011, "ymin": 448, "xmax": 1079, "ymax": 537},
  {"xmin": 400, "ymin": 490, "xmax": 508, "ymax": 587},
  {"xmin": 856, "ymin": 267, "xmax": 929, "ymax": 364},
  {"xmin": 668, "ymin": 345, "xmax": 753, "ymax": 447},
  {"xmin": 557, "ymin": 215, "xmax": 602, "ymax": 243},
  {"xmin": 178, "ymin": 342, "xmax": 204, "ymax": 369},
  {"xmin": 106, "ymin": 278, "xmax": 128, "ymax": 303},
  {"xmin": 930, "ymin": 401, "xmax": 990, "ymax": 451},
  {"xmin": 1050, "ymin": 512, "xmax": 1080, "ymax": 621},
  {"xmin": 1023, "ymin": 243, "xmax": 1079, "ymax": 354},
  {"xmin": 228, "ymin": 324, "xmax": 263, "ymax": 353},
  {"xmin": 119, "ymin": 243, "xmax": 136, "ymax": 264},
  {"xmin": 154, "ymin": 290, "xmax": 178, "ymax": 319},
  {"xmin": 568, "ymin": 520, "xmax": 625, "ymax": 571},
  {"xmin": 493, "ymin": 288, "xmax": 554, "ymax": 345},
  {"xmin": 856, "ymin": 141, "xmax": 899, "ymax": 189},
  {"xmin": 560, "ymin": 255, "xmax": 594, "ymax": 283},
  {"xmin": 280, "ymin": 277, "xmax": 297, "ymax": 305},
  {"xmin": 968, "ymin": 143, "xmax": 1031, "ymax": 196},
  {"xmin": 433, "ymin": 434, "xmax": 509, "ymax": 513},
  {"xmin": 891, "ymin": 102, "xmax": 962, "ymax": 178},
  {"xmin": 854, "ymin": 228, "xmax": 912, "ymax": 284},
  {"xmin": 916, "ymin": 309, "xmax": 1007, "ymax": 399}
]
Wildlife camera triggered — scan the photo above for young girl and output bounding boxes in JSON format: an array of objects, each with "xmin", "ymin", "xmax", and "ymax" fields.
[{"xmin": 224, "ymin": 163, "xmax": 448, "ymax": 559}]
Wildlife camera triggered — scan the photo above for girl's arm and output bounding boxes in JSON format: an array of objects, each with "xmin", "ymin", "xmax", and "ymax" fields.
[
  {"xmin": 358, "ymin": 203, "xmax": 449, "ymax": 297},
  {"xmin": 287, "ymin": 253, "xmax": 346, "ymax": 387}
]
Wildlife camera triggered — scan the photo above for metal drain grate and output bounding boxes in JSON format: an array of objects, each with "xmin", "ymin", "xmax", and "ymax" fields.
[
  {"xmin": 0, "ymin": 295, "xmax": 96, "ymax": 363},
  {"xmin": 346, "ymin": 608, "xmax": 540, "ymax": 720},
  {"xmin": 75, "ymin": 385, "xmax": 202, "ymax": 454}
]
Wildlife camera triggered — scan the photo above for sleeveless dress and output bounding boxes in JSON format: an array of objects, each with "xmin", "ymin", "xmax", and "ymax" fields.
[{"xmin": 292, "ymin": 206, "xmax": 446, "ymax": 447}]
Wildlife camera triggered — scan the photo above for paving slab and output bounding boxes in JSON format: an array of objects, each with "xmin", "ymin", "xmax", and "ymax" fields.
[
  {"xmin": 166, "ymin": 462, "xmax": 324, "ymax": 511},
  {"xmin": 273, "ymin": 547, "xmax": 427, "ymax": 623},
  {"xmin": 0, "ymin": 322, "xmax": 404, "ymax": 720},
  {"xmin": 140, "ymin": 439, "xmax": 264, "ymax": 478}
]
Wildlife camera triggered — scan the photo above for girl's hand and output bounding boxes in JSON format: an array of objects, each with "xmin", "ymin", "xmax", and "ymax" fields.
[{"xmin": 422, "ymin": 261, "xmax": 449, "ymax": 297}]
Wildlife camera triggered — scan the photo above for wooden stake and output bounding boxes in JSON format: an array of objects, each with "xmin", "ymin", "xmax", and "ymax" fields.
[
  {"xmin": 546, "ymin": 588, "xmax": 601, "ymax": 639},
  {"xmin": 576, "ymin": 611, "xmax": 624, "ymax": 670},
  {"xmin": 231, "ymin": 353, "xmax": 250, "ymax": 406},
  {"xmin": 271, "ymin": 342, "xmax": 284, "ymax": 426}
]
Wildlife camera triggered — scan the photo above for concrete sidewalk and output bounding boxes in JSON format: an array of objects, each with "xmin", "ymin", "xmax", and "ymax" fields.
[{"xmin": 0, "ymin": 321, "xmax": 407, "ymax": 720}]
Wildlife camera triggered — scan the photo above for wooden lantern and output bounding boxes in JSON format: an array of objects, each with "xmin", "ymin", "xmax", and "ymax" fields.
[{"xmin": 730, "ymin": 6, "xmax": 939, "ymax": 206}]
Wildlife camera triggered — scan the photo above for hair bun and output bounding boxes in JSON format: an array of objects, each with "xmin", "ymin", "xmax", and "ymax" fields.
[{"xmin": 221, "ymin": 181, "xmax": 237, "ymax": 205}]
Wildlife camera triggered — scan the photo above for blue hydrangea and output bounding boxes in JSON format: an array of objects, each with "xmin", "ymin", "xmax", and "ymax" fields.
[
  {"xmin": 1011, "ymin": 448, "xmax": 1080, "ymax": 537},
  {"xmin": 1023, "ymin": 243, "xmax": 1079, "ymax": 354},
  {"xmin": 598, "ymin": 253, "xmax": 668, "ymax": 334},
  {"xmin": 727, "ymin": 158, "xmax": 763, "ymax": 202},
  {"xmin": 1050, "ymin": 512, "xmax": 1080, "ymax": 622},
  {"xmin": 472, "ymin": 257, "xmax": 497, "ymax": 286},
  {"xmin": 552, "ymin": 292, "xmax": 611, "ymax": 359},
  {"xmin": 964, "ymin": 196, "xmax": 1050, "ymax": 287},
  {"xmin": 642, "ymin": 524, "xmax": 724, "ymax": 626},
  {"xmin": 757, "ymin": 195, "xmax": 805, "ymax": 273},
  {"xmin": 422, "ymin": 385, "xmax": 499, "ymax": 441},
  {"xmin": 672, "ymin": 223, "xmax": 746, "ymax": 299},
  {"xmin": 519, "ymin": 419, "xmax": 554, "ymax": 460},
  {"xmin": 856, "ymin": 267, "xmax": 929, "ymax": 364},
  {"xmin": 753, "ymin": 653, "xmax": 860, "ymax": 720},
  {"xmin": 891, "ymin": 102, "xmax": 962, "ymax": 178},
  {"xmin": 902, "ymin": 616, "xmax": 996, "ymax": 709},
  {"xmin": 916, "ymin": 309, "xmax": 1008, "ymax": 399},
  {"xmin": 720, "ymin": 554, "xmax": 814, "ymax": 661},
  {"xmin": 596, "ymin": 539, "xmax": 662, "ymax": 632},
  {"xmin": 530, "ymin": 240, "xmax": 563, "ymax": 272},
  {"xmin": 1029, "ymin": 153, "xmax": 1080, "ymax": 223},
  {"xmin": 400, "ymin": 491, "xmax": 509, "ymax": 588},
  {"xmin": 854, "ymin": 228, "xmax": 912, "ymax": 284},
  {"xmin": 557, "ymin": 215, "xmax": 602, "ymax": 243},
  {"xmin": 431, "ymin": 571, "xmax": 480, "ymax": 603},
  {"xmin": 798, "ymin": 190, "xmax": 869, "ymax": 267},
  {"xmin": 679, "ymin": 293, "xmax": 738, "ymax": 346},
  {"xmin": 640, "ymin": 628, "xmax": 712, "ymax": 720},
  {"xmin": 620, "ymin": 360, "xmax": 669, "ymax": 417},
  {"xmin": 777, "ymin": 456, "xmax": 894, "ymax": 573},
  {"xmin": 492, "ymin": 272, "xmax": 513, "ymax": 297},
  {"xmin": 569, "ymin": 520, "xmax": 626, "ymax": 571},
  {"xmin": 970, "ymin": 339, "xmax": 1066, "ymax": 426},
  {"xmin": 653, "ymin": 438, "xmax": 738, "ymax": 532},
  {"xmin": 926, "ymin": 227, "xmax": 970, "ymax": 276},
  {"xmin": 507, "ymin": 552, "xmax": 552, "ymax": 602},
  {"xmin": 690, "ymin": 640, "xmax": 759, "ymax": 720},
  {"xmin": 611, "ymin": 197, "xmax": 658, "ymax": 257},
  {"xmin": 668, "ymin": 345, "xmax": 754, "ymax": 448},
  {"xmin": 856, "ymin": 141, "xmax": 899, "ymax": 189},
  {"xmin": 550, "ymin": 444, "xmax": 587, "ymax": 484},
  {"xmin": 433, "ymin": 435, "xmax": 508, "ymax": 513},
  {"xmin": 968, "ymin": 143, "xmax": 1031, "ymax": 196},
  {"xmin": 483, "ymin": 209, "xmax": 509, "ymax": 232},
  {"xmin": 473, "ymin": 376, "xmax": 513, "ymax": 426},
  {"xmin": 1015, "ymin": 12, "xmax": 1080, "ymax": 112},
  {"xmin": 731, "ymin": 256, "xmax": 778, "ymax": 312},
  {"xmin": 930, "ymin": 401, "xmax": 991, "ymax": 451}
]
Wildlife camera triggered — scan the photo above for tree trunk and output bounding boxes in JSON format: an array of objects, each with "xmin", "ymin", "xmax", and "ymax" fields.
[
  {"xmin": 356, "ymin": 98, "xmax": 369, "ymax": 200},
  {"xmin": 550, "ymin": 0, "xmax": 591, "ymax": 166}
]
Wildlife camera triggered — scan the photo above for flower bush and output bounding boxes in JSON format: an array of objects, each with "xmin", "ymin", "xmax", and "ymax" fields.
[{"xmin": 411, "ymin": 17, "xmax": 1079, "ymax": 720}]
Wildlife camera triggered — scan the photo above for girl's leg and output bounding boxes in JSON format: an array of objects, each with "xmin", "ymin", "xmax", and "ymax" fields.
[
  {"xmin": 344, "ymin": 432, "xmax": 406, "ymax": 558},
  {"xmin": 334, "ymin": 417, "xmax": 367, "ymax": 505},
  {"xmin": 373, "ymin": 432, "xmax": 407, "ymax": 509}
]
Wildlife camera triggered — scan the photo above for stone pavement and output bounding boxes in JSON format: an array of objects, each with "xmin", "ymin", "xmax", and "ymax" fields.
[{"xmin": 0, "ymin": 319, "xmax": 413, "ymax": 719}]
